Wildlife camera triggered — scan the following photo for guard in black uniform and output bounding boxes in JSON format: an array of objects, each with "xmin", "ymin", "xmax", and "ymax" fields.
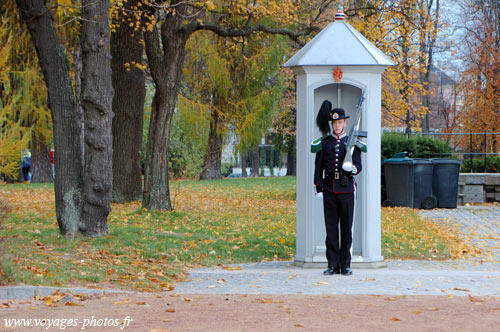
[{"xmin": 312, "ymin": 100, "xmax": 362, "ymax": 276}]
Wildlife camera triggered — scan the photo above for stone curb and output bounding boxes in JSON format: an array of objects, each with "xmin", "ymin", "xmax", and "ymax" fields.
[{"xmin": 0, "ymin": 285, "xmax": 134, "ymax": 300}]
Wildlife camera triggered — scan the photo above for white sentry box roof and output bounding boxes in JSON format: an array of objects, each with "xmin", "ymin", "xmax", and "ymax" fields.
[{"xmin": 284, "ymin": 20, "xmax": 395, "ymax": 67}]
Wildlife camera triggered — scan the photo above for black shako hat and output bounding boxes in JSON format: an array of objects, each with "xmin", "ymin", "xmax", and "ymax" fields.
[
  {"xmin": 330, "ymin": 108, "xmax": 350, "ymax": 120},
  {"xmin": 316, "ymin": 101, "xmax": 350, "ymax": 136}
]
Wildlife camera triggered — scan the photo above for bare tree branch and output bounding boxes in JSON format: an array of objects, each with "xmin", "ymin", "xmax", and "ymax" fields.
[{"xmin": 182, "ymin": 22, "xmax": 320, "ymax": 46}]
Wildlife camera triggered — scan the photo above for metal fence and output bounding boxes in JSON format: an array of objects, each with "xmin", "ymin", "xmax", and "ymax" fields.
[{"xmin": 409, "ymin": 132, "xmax": 500, "ymax": 172}]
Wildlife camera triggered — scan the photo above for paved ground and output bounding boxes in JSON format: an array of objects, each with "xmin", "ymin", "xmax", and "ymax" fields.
[
  {"xmin": 172, "ymin": 260, "xmax": 500, "ymax": 296},
  {"xmin": 419, "ymin": 204, "xmax": 500, "ymax": 263},
  {"xmin": 174, "ymin": 204, "xmax": 500, "ymax": 297}
]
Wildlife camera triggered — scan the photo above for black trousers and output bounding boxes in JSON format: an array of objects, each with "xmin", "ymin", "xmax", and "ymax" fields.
[
  {"xmin": 22, "ymin": 167, "xmax": 30, "ymax": 181},
  {"xmin": 322, "ymin": 191, "xmax": 355, "ymax": 269}
]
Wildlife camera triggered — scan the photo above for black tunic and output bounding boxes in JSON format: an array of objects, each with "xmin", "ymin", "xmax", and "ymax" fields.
[
  {"xmin": 313, "ymin": 134, "xmax": 362, "ymax": 193},
  {"xmin": 313, "ymin": 133, "xmax": 363, "ymax": 269}
]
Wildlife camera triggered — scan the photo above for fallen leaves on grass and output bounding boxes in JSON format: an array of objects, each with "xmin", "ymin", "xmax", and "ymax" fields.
[
  {"xmin": 381, "ymin": 207, "xmax": 480, "ymax": 260},
  {"xmin": 1, "ymin": 180, "xmax": 296, "ymax": 291},
  {"xmin": 3, "ymin": 180, "xmax": 494, "ymax": 294}
]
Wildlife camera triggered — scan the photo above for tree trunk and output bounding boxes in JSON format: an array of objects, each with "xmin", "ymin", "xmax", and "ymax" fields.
[
  {"xmin": 199, "ymin": 107, "xmax": 223, "ymax": 180},
  {"xmin": 240, "ymin": 150, "xmax": 248, "ymax": 178},
  {"xmin": 111, "ymin": 0, "xmax": 145, "ymax": 202},
  {"xmin": 80, "ymin": 0, "xmax": 114, "ymax": 236},
  {"xmin": 31, "ymin": 135, "xmax": 53, "ymax": 183},
  {"xmin": 420, "ymin": 0, "xmax": 439, "ymax": 133},
  {"xmin": 286, "ymin": 137, "xmax": 296, "ymax": 176},
  {"xmin": 16, "ymin": 0, "xmax": 84, "ymax": 237},
  {"xmin": 142, "ymin": 15, "xmax": 189, "ymax": 210},
  {"xmin": 250, "ymin": 144, "xmax": 260, "ymax": 177},
  {"xmin": 73, "ymin": 46, "xmax": 85, "ymax": 171}
]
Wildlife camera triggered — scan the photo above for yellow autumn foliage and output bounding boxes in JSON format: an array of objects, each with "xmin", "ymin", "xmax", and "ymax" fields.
[
  {"xmin": 0, "ymin": 21, "xmax": 30, "ymax": 179},
  {"xmin": 454, "ymin": 0, "xmax": 500, "ymax": 151},
  {"xmin": 349, "ymin": 0, "xmax": 438, "ymax": 131},
  {"xmin": 1, "ymin": 0, "xmax": 55, "ymax": 179}
]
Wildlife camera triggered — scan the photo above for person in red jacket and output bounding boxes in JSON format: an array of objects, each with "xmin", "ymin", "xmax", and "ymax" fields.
[
  {"xmin": 313, "ymin": 100, "xmax": 362, "ymax": 276},
  {"xmin": 50, "ymin": 149, "xmax": 55, "ymax": 180}
]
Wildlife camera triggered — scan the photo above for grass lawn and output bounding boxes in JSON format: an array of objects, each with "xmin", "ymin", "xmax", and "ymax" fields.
[{"xmin": 0, "ymin": 177, "xmax": 473, "ymax": 291}]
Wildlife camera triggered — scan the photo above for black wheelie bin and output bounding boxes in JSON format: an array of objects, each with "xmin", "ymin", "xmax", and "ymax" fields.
[
  {"xmin": 431, "ymin": 158, "xmax": 462, "ymax": 208},
  {"xmin": 383, "ymin": 153, "xmax": 437, "ymax": 209}
]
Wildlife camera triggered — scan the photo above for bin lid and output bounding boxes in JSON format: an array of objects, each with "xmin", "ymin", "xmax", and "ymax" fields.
[
  {"xmin": 391, "ymin": 152, "xmax": 408, "ymax": 158},
  {"xmin": 430, "ymin": 158, "xmax": 462, "ymax": 165},
  {"xmin": 383, "ymin": 156, "xmax": 432, "ymax": 164}
]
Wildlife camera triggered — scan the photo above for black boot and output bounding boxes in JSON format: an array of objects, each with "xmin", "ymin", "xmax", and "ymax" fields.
[{"xmin": 323, "ymin": 266, "xmax": 340, "ymax": 275}]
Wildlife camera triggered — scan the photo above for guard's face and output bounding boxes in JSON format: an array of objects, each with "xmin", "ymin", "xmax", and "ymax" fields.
[{"xmin": 332, "ymin": 119, "xmax": 347, "ymax": 135}]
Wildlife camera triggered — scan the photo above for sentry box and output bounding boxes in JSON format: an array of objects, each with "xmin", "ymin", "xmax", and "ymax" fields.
[{"xmin": 284, "ymin": 10, "xmax": 395, "ymax": 268}]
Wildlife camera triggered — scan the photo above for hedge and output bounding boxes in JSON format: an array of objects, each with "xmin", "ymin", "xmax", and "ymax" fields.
[{"xmin": 381, "ymin": 132, "xmax": 454, "ymax": 160}]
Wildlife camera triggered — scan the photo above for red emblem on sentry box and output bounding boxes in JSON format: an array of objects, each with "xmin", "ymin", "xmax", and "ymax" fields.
[{"xmin": 333, "ymin": 66, "xmax": 343, "ymax": 82}]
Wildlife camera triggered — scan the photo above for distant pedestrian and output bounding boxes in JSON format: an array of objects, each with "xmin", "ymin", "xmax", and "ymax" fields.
[
  {"xmin": 50, "ymin": 148, "xmax": 55, "ymax": 179},
  {"xmin": 312, "ymin": 100, "xmax": 362, "ymax": 276},
  {"xmin": 21, "ymin": 149, "xmax": 31, "ymax": 182}
]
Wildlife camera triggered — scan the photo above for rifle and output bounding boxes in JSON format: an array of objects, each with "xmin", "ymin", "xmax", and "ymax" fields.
[{"xmin": 342, "ymin": 91, "xmax": 367, "ymax": 173}]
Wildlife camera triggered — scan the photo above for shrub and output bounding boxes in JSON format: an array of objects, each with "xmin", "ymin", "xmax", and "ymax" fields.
[
  {"xmin": 167, "ymin": 103, "xmax": 210, "ymax": 179},
  {"xmin": 381, "ymin": 132, "xmax": 454, "ymax": 160},
  {"xmin": 460, "ymin": 155, "xmax": 500, "ymax": 173}
]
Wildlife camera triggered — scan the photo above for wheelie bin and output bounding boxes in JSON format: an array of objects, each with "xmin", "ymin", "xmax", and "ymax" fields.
[
  {"xmin": 431, "ymin": 158, "xmax": 462, "ymax": 208},
  {"xmin": 383, "ymin": 153, "xmax": 436, "ymax": 209}
]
